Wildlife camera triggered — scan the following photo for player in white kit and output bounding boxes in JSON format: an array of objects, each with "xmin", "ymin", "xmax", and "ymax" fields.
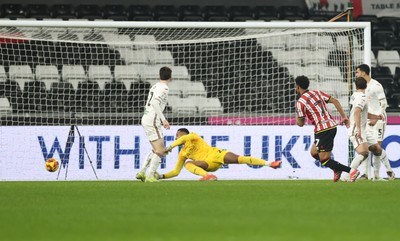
[
  {"xmin": 136, "ymin": 66, "xmax": 171, "ymax": 182},
  {"xmin": 347, "ymin": 77, "xmax": 385, "ymax": 182},
  {"xmin": 355, "ymin": 64, "xmax": 395, "ymax": 181}
]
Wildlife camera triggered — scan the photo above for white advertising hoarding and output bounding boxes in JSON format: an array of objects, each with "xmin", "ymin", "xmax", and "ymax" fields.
[{"xmin": 0, "ymin": 125, "xmax": 399, "ymax": 181}]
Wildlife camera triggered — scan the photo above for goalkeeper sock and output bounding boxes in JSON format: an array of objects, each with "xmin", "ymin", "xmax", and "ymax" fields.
[
  {"xmin": 185, "ymin": 162, "xmax": 208, "ymax": 177},
  {"xmin": 322, "ymin": 159, "xmax": 351, "ymax": 173},
  {"xmin": 238, "ymin": 156, "xmax": 266, "ymax": 165},
  {"xmin": 350, "ymin": 154, "xmax": 368, "ymax": 170},
  {"xmin": 147, "ymin": 154, "xmax": 161, "ymax": 178},
  {"xmin": 138, "ymin": 152, "xmax": 154, "ymax": 174}
]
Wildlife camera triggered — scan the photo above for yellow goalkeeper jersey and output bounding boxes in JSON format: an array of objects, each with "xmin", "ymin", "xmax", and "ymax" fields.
[
  {"xmin": 163, "ymin": 132, "xmax": 223, "ymax": 178},
  {"xmin": 170, "ymin": 132, "xmax": 215, "ymax": 161}
]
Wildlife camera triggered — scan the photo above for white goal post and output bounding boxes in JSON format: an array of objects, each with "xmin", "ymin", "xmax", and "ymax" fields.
[{"xmin": 0, "ymin": 20, "xmax": 371, "ymax": 181}]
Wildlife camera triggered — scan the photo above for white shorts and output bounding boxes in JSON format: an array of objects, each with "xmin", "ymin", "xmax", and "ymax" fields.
[
  {"xmin": 141, "ymin": 116, "xmax": 163, "ymax": 142},
  {"xmin": 366, "ymin": 120, "xmax": 386, "ymax": 142},
  {"xmin": 349, "ymin": 129, "xmax": 376, "ymax": 149}
]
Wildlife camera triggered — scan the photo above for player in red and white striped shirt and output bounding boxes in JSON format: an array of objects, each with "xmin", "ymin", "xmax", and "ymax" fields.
[{"xmin": 295, "ymin": 75, "xmax": 354, "ymax": 182}]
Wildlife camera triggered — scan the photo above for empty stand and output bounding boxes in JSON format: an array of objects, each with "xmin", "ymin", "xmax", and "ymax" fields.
[
  {"xmin": 179, "ymin": 5, "xmax": 204, "ymax": 21},
  {"xmin": 154, "ymin": 5, "xmax": 179, "ymax": 21},
  {"xmin": 62, "ymin": 65, "xmax": 87, "ymax": 90},
  {"xmin": 51, "ymin": 4, "xmax": 76, "ymax": 19},
  {"xmin": 103, "ymin": 5, "xmax": 128, "ymax": 21},
  {"xmin": 168, "ymin": 96, "xmax": 197, "ymax": 114},
  {"xmin": 128, "ymin": 5, "xmax": 153, "ymax": 21},
  {"xmin": 377, "ymin": 50, "xmax": 400, "ymax": 74},
  {"xmin": 114, "ymin": 65, "xmax": 141, "ymax": 90},
  {"xmin": 35, "ymin": 65, "xmax": 60, "ymax": 91}
]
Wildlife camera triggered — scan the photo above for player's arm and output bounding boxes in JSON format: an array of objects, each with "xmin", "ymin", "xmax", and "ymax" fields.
[
  {"xmin": 295, "ymin": 101, "xmax": 305, "ymax": 127},
  {"xmin": 354, "ymin": 107, "xmax": 362, "ymax": 137},
  {"xmin": 159, "ymin": 154, "xmax": 187, "ymax": 179},
  {"xmin": 296, "ymin": 116, "xmax": 305, "ymax": 127},
  {"xmin": 165, "ymin": 134, "xmax": 193, "ymax": 154},
  {"xmin": 150, "ymin": 90, "xmax": 168, "ymax": 124},
  {"xmin": 328, "ymin": 96, "xmax": 349, "ymax": 127}
]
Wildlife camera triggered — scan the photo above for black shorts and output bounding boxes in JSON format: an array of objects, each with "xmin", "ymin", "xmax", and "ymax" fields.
[{"xmin": 314, "ymin": 127, "xmax": 337, "ymax": 152}]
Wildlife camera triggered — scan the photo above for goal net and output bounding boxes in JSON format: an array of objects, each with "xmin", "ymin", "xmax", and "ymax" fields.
[{"xmin": 0, "ymin": 21, "xmax": 370, "ymax": 180}]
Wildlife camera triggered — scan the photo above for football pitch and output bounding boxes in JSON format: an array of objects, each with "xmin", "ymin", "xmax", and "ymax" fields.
[{"xmin": 0, "ymin": 180, "xmax": 399, "ymax": 241}]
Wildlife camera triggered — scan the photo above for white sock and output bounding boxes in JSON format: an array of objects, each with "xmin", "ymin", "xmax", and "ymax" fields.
[
  {"xmin": 373, "ymin": 155, "xmax": 381, "ymax": 179},
  {"xmin": 148, "ymin": 154, "xmax": 161, "ymax": 178},
  {"xmin": 380, "ymin": 150, "xmax": 393, "ymax": 172},
  {"xmin": 351, "ymin": 154, "xmax": 368, "ymax": 170},
  {"xmin": 358, "ymin": 159, "xmax": 367, "ymax": 176},
  {"xmin": 139, "ymin": 152, "xmax": 154, "ymax": 174}
]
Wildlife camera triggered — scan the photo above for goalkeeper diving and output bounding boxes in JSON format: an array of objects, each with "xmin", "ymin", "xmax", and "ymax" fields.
[{"xmin": 157, "ymin": 128, "xmax": 282, "ymax": 180}]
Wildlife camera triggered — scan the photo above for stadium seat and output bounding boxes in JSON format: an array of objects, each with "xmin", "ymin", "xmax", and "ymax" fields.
[
  {"xmin": 356, "ymin": 15, "xmax": 379, "ymax": 23},
  {"xmin": 254, "ymin": 6, "xmax": 278, "ymax": 21},
  {"xmin": 149, "ymin": 51, "xmax": 174, "ymax": 65},
  {"xmin": 128, "ymin": 5, "xmax": 153, "ymax": 21},
  {"xmin": 114, "ymin": 65, "xmax": 141, "ymax": 90},
  {"xmin": 182, "ymin": 81, "xmax": 207, "ymax": 97},
  {"xmin": 287, "ymin": 35, "xmax": 312, "ymax": 50},
  {"xmin": 103, "ymin": 5, "xmax": 128, "ymax": 21},
  {"xmin": 335, "ymin": 35, "xmax": 361, "ymax": 51},
  {"xmin": 394, "ymin": 67, "xmax": 400, "ymax": 84},
  {"xmin": 48, "ymin": 81, "xmax": 74, "ymax": 112},
  {"xmin": 204, "ymin": 6, "xmax": 229, "ymax": 21},
  {"xmin": 26, "ymin": 4, "xmax": 51, "ymax": 19},
  {"xmin": 154, "ymin": 5, "xmax": 179, "ymax": 21},
  {"xmin": 76, "ymin": 5, "xmax": 103, "ymax": 20},
  {"xmin": 133, "ymin": 35, "xmax": 158, "ymax": 50},
  {"xmin": 257, "ymin": 36, "xmax": 287, "ymax": 50},
  {"xmin": 318, "ymin": 67, "xmax": 343, "ymax": 82},
  {"xmin": 179, "ymin": 5, "xmax": 204, "ymax": 21},
  {"xmin": 167, "ymin": 96, "xmax": 197, "ymax": 114},
  {"xmin": 0, "ymin": 79, "xmax": 23, "ymax": 112},
  {"xmin": 273, "ymin": 50, "xmax": 303, "ymax": 65},
  {"xmin": 62, "ymin": 65, "xmax": 87, "ymax": 90},
  {"xmin": 229, "ymin": 6, "xmax": 253, "ymax": 21},
  {"xmin": 88, "ymin": 65, "xmax": 113, "ymax": 90},
  {"xmin": 0, "ymin": 97, "xmax": 12, "ymax": 114},
  {"xmin": 102, "ymin": 33, "xmax": 133, "ymax": 49},
  {"xmin": 302, "ymin": 50, "xmax": 329, "ymax": 66},
  {"xmin": 377, "ymin": 50, "xmax": 400, "ymax": 74},
  {"xmin": 278, "ymin": 6, "xmax": 307, "ymax": 21},
  {"xmin": 9, "ymin": 65, "xmax": 34, "ymax": 91},
  {"xmin": 127, "ymin": 81, "xmax": 150, "ymax": 112},
  {"xmin": 3, "ymin": 4, "xmax": 25, "ymax": 19},
  {"xmin": 51, "ymin": 4, "xmax": 76, "ymax": 19},
  {"xmin": 310, "ymin": 35, "xmax": 334, "ymax": 49},
  {"xmin": 35, "ymin": 65, "xmax": 60, "ymax": 91},
  {"xmin": 189, "ymin": 96, "xmax": 223, "ymax": 115},
  {"xmin": 371, "ymin": 66, "xmax": 392, "ymax": 79},
  {"xmin": 0, "ymin": 65, "xmax": 7, "ymax": 81},
  {"xmin": 23, "ymin": 79, "xmax": 47, "ymax": 111},
  {"xmin": 75, "ymin": 80, "xmax": 102, "ymax": 112},
  {"xmin": 118, "ymin": 49, "xmax": 149, "ymax": 65},
  {"xmin": 103, "ymin": 81, "xmax": 128, "ymax": 112}
]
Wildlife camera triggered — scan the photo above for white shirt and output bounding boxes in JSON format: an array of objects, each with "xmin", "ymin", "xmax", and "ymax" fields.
[
  {"xmin": 365, "ymin": 78, "xmax": 386, "ymax": 116},
  {"xmin": 348, "ymin": 91, "xmax": 368, "ymax": 136},
  {"xmin": 142, "ymin": 82, "xmax": 169, "ymax": 125}
]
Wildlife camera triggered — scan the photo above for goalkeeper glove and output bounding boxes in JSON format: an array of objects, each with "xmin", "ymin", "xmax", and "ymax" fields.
[{"xmin": 164, "ymin": 146, "xmax": 173, "ymax": 155}]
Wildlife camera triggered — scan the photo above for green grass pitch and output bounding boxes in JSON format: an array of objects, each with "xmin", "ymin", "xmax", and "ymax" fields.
[{"xmin": 0, "ymin": 180, "xmax": 399, "ymax": 241}]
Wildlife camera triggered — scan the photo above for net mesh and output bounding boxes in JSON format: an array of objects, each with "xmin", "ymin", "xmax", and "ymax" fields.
[{"xmin": 0, "ymin": 23, "xmax": 365, "ymax": 126}]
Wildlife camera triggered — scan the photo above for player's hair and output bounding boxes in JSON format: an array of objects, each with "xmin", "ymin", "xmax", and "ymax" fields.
[
  {"xmin": 355, "ymin": 77, "xmax": 367, "ymax": 90},
  {"xmin": 295, "ymin": 75, "xmax": 310, "ymax": 90},
  {"xmin": 356, "ymin": 64, "xmax": 370, "ymax": 75},
  {"xmin": 159, "ymin": 66, "xmax": 172, "ymax": 80},
  {"xmin": 177, "ymin": 128, "xmax": 190, "ymax": 134}
]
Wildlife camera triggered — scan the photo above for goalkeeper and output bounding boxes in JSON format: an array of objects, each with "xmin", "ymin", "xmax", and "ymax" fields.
[{"xmin": 158, "ymin": 128, "xmax": 282, "ymax": 181}]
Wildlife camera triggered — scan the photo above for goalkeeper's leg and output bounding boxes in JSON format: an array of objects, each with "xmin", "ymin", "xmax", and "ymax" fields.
[
  {"xmin": 185, "ymin": 161, "xmax": 218, "ymax": 181},
  {"xmin": 223, "ymin": 152, "xmax": 282, "ymax": 168}
]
